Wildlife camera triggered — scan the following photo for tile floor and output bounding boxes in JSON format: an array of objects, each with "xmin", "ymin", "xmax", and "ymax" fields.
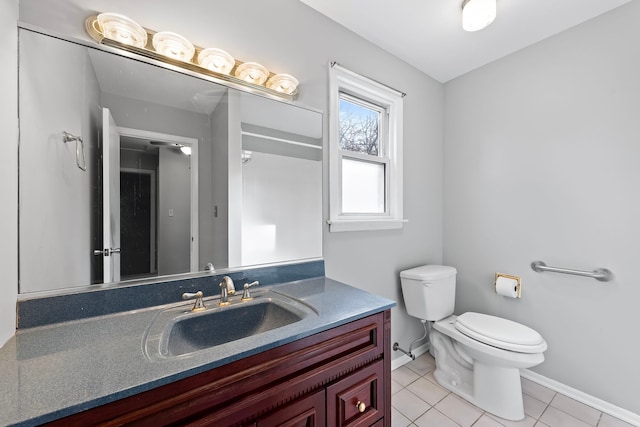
[{"xmin": 392, "ymin": 353, "xmax": 635, "ymax": 427}]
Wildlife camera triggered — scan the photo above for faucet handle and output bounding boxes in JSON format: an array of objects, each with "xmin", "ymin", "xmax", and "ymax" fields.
[
  {"xmin": 182, "ymin": 291, "xmax": 206, "ymax": 312},
  {"xmin": 241, "ymin": 281, "xmax": 260, "ymax": 301}
]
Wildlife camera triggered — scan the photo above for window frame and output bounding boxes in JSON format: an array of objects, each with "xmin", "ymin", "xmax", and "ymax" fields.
[{"xmin": 328, "ymin": 63, "xmax": 405, "ymax": 232}]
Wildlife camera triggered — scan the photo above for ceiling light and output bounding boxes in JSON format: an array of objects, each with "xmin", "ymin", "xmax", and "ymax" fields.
[
  {"xmin": 179, "ymin": 145, "xmax": 192, "ymax": 156},
  {"xmin": 462, "ymin": 0, "xmax": 496, "ymax": 32},
  {"xmin": 234, "ymin": 62, "xmax": 269, "ymax": 85},
  {"xmin": 152, "ymin": 31, "xmax": 195, "ymax": 62}
]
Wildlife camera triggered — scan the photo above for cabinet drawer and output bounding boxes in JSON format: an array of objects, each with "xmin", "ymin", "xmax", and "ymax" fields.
[
  {"xmin": 327, "ymin": 360, "xmax": 384, "ymax": 427},
  {"xmin": 257, "ymin": 389, "xmax": 326, "ymax": 427}
]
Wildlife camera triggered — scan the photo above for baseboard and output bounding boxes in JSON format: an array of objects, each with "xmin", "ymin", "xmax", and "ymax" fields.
[
  {"xmin": 391, "ymin": 342, "xmax": 430, "ymax": 371},
  {"xmin": 391, "ymin": 351, "xmax": 639, "ymax": 426},
  {"xmin": 521, "ymin": 369, "xmax": 640, "ymax": 427}
]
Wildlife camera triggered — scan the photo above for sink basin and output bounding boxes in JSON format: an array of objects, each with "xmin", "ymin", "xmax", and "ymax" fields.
[
  {"xmin": 143, "ymin": 290, "xmax": 315, "ymax": 360},
  {"xmin": 167, "ymin": 300, "xmax": 305, "ymax": 356}
]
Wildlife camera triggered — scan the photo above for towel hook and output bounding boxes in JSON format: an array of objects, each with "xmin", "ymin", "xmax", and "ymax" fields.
[{"xmin": 62, "ymin": 131, "xmax": 87, "ymax": 172}]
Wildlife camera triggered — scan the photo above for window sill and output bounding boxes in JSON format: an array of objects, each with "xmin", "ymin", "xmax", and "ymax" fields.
[{"xmin": 327, "ymin": 218, "xmax": 407, "ymax": 232}]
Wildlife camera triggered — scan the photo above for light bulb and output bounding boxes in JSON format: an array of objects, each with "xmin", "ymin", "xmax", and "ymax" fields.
[
  {"xmin": 97, "ymin": 13, "xmax": 147, "ymax": 48},
  {"xmin": 152, "ymin": 31, "xmax": 195, "ymax": 62},
  {"xmin": 197, "ymin": 48, "xmax": 235, "ymax": 75},
  {"xmin": 266, "ymin": 74, "xmax": 299, "ymax": 95},
  {"xmin": 234, "ymin": 62, "xmax": 269, "ymax": 85}
]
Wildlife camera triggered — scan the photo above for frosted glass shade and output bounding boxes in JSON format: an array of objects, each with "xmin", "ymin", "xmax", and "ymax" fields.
[
  {"xmin": 266, "ymin": 74, "xmax": 299, "ymax": 95},
  {"xmin": 97, "ymin": 13, "xmax": 147, "ymax": 48},
  {"xmin": 462, "ymin": 0, "xmax": 496, "ymax": 32},
  {"xmin": 152, "ymin": 31, "xmax": 195, "ymax": 62},
  {"xmin": 234, "ymin": 62, "xmax": 269, "ymax": 85},
  {"xmin": 197, "ymin": 48, "xmax": 235, "ymax": 75}
]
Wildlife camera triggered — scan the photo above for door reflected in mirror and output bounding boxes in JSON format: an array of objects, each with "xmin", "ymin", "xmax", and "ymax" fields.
[
  {"xmin": 118, "ymin": 133, "xmax": 196, "ymax": 282},
  {"xmin": 18, "ymin": 28, "xmax": 322, "ymax": 294}
]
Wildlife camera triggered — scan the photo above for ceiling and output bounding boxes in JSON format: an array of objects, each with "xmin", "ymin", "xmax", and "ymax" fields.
[{"xmin": 300, "ymin": 0, "xmax": 632, "ymax": 83}]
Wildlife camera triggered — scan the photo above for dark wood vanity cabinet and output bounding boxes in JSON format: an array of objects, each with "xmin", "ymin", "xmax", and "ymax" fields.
[{"xmin": 45, "ymin": 310, "xmax": 391, "ymax": 427}]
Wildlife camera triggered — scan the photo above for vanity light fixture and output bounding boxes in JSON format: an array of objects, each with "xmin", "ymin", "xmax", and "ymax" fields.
[
  {"xmin": 86, "ymin": 13, "xmax": 299, "ymax": 100},
  {"xmin": 96, "ymin": 12, "xmax": 147, "ymax": 48},
  {"xmin": 266, "ymin": 74, "xmax": 300, "ymax": 95},
  {"xmin": 179, "ymin": 145, "xmax": 192, "ymax": 156},
  {"xmin": 234, "ymin": 62, "xmax": 269, "ymax": 85},
  {"xmin": 462, "ymin": 0, "xmax": 497, "ymax": 32},
  {"xmin": 197, "ymin": 48, "xmax": 235, "ymax": 74},
  {"xmin": 152, "ymin": 31, "xmax": 195, "ymax": 63}
]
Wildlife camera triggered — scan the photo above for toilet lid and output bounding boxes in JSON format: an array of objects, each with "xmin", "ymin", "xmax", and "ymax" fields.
[{"xmin": 455, "ymin": 312, "xmax": 547, "ymax": 353}]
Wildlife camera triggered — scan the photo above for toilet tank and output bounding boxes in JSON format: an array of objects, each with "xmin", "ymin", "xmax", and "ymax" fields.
[{"xmin": 400, "ymin": 265, "xmax": 457, "ymax": 321}]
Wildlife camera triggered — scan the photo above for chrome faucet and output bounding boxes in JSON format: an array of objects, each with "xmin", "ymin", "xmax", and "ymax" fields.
[
  {"xmin": 182, "ymin": 290, "xmax": 206, "ymax": 312},
  {"xmin": 218, "ymin": 276, "xmax": 235, "ymax": 306}
]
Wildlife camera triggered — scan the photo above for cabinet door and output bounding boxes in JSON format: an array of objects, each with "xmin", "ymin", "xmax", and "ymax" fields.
[
  {"xmin": 257, "ymin": 389, "xmax": 326, "ymax": 427},
  {"xmin": 327, "ymin": 361, "xmax": 384, "ymax": 427}
]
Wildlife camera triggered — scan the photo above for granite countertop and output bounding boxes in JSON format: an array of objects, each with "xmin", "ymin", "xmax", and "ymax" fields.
[{"xmin": 0, "ymin": 277, "xmax": 395, "ymax": 426}]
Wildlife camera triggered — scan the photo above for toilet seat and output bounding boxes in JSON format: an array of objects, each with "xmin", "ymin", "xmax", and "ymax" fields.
[{"xmin": 455, "ymin": 312, "xmax": 547, "ymax": 353}]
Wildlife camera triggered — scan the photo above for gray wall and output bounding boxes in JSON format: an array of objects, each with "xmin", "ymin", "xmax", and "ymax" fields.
[
  {"xmin": 158, "ymin": 149, "xmax": 191, "ymax": 275},
  {"xmin": 0, "ymin": 0, "xmax": 18, "ymax": 344},
  {"xmin": 444, "ymin": 1, "xmax": 640, "ymax": 414},
  {"xmin": 210, "ymin": 92, "xmax": 231, "ymax": 269}
]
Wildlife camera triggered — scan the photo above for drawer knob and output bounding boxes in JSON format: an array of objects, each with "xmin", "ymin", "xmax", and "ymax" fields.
[{"xmin": 356, "ymin": 401, "xmax": 366, "ymax": 413}]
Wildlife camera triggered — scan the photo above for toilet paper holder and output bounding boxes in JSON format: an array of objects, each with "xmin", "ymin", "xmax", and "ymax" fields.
[{"xmin": 495, "ymin": 273, "xmax": 521, "ymax": 298}]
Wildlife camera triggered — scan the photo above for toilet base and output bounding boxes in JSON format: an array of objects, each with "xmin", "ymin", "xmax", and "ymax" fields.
[{"xmin": 431, "ymin": 329, "xmax": 526, "ymax": 421}]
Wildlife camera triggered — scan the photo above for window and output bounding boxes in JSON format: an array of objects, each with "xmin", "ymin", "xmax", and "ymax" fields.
[{"xmin": 328, "ymin": 63, "xmax": 404, "ymax": 232}]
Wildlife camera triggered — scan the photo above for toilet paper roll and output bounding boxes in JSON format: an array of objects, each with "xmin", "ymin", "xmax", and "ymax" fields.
[{"xmin": 495, "ymin": 276, "xmax": 519, "ymax": 298}]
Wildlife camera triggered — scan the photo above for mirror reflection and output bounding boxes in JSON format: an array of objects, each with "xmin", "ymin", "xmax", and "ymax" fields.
[{"xmin": 18, "ymin": 28, "xmax": 323, "ymax": 294}]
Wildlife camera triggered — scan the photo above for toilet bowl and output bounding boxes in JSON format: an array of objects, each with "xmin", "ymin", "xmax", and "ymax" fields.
[{"xmin": 400, "ymin": 265, "xmax": 547, "ymax": 421}]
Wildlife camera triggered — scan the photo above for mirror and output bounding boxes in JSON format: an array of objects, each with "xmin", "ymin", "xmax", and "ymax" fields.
[{"xmin": 18, "ymin": 28, "xmax": 323, "ymax": 294}]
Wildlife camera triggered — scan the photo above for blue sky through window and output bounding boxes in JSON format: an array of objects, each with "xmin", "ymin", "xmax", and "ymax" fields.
[{"xmin": 339, "ymin": 97, "xmax": 379, "ymax": 155}]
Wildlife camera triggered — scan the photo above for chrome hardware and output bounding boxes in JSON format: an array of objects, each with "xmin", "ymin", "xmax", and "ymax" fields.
[
  {"xmin": 531, "ymin": 260, "xmax": 613, "ymax": 282},
  {"xmin": 182, "ymin": 290, "xmax": 205, "ymax": 312},
  {"xmin": 219, "ymin": 276, "xmax": 235, "ymax": 306},
  {"xmin": 62, "ymin": 131, "xmax": 87, "ymax": 171},
  {"xmin": 356, "ymin": 401, "xmax": 366, "ymax": 413},
  {"xmin": 241, "ymin": 281, "xmax": 260, "ymax": 301},
  {"xmin": 204, "ymin": 262, "xmax": 215, "ymax": 272},
  {"xmin": 93, "ymin": 248, "xmax": 121, "ymax": 256}
]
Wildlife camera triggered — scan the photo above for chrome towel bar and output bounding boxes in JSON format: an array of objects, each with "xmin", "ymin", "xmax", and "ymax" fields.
[{"xmin": 531, "ymin": 261, "xmax": 613, "ymax": 282}]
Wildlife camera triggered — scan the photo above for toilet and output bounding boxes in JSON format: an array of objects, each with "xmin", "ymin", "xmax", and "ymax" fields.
[{"xmin": 400, "ymin": 265, "xmax": 547, "ymax": 421}]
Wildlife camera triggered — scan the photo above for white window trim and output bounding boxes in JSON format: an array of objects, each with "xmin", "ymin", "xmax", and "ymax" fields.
[{"xmin": 328, "ymin": 63, "xmax": 405, "ymax": 232}]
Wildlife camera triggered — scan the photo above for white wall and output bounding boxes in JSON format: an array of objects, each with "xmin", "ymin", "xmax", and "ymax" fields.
[
  {"xmin": 241, "ymin": 152, "xmax": 322, "ymax": 266},
  {"xmin": 19, "ymin": 29, "xmax": 99, "ymax": 293},
  {"xmin": 0, "ymin": 0, "xmax": 18, "ymax": 345},
  {"xmin": 444, "ymin": 1, "xmax": 640, "ymax": 415}
]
